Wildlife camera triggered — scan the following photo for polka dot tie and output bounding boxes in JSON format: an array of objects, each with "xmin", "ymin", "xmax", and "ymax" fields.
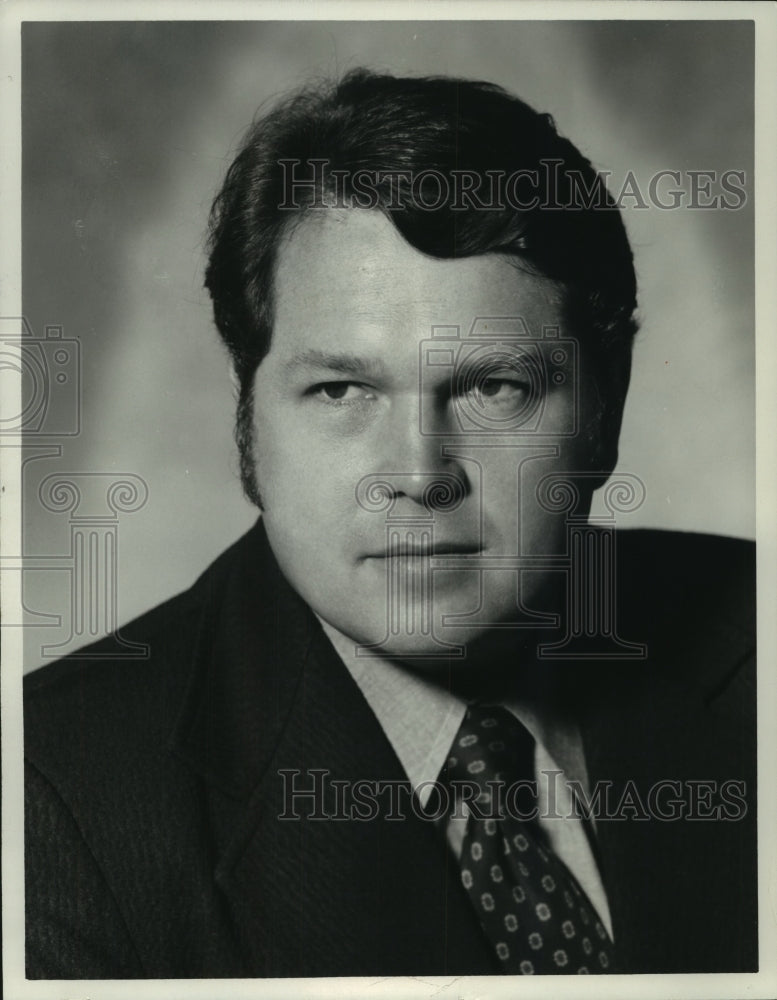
[{"xmin": 441, "ymin": 705, "xmax": 616, "ymax": 975}]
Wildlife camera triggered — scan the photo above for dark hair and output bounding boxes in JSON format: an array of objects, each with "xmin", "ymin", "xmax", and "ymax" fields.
[{"xmin": 205, "ymin": 69, "xmax": 638, "ymax": 505}]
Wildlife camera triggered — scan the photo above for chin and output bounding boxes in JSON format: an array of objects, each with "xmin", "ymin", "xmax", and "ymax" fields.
[{"xmin": 341, "ymin": 618, "xmax": 506, "ymax": 665}]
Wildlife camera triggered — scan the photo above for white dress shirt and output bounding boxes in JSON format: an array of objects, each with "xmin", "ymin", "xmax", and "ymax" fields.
[{"xmin": 319, "ymin": 619, "xmax": 613, "ymax": 939}]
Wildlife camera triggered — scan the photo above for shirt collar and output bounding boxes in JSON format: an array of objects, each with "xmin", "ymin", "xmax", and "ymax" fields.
[
  {"xmin": 339, "ymin": 647, "xmax": 466, "ymax": 803},
  {"xmin": 318, "ymin": 618, "xmax": 590, "ymax": 804}
]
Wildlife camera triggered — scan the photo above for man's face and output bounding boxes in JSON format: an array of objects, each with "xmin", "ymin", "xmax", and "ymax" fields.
[{"xmin": 251, "ymin": 209, "xmax": 601, "ymax": 663}]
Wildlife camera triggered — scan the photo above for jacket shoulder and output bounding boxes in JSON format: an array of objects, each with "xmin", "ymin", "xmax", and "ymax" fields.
[
  {"xmin": 23, "ymin": 526, "xmax": 265, "ymax": 977},
  {"xmin": 24, "ymin": 526, "xmax": 255, "ymax": 771},
  {"xmin": 615, "ymin": 528, "xmax": 755, "ymax": 655}
]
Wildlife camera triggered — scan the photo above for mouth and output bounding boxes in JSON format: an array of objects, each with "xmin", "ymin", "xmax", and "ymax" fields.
[{"xmin": 367, "ymin": 541, "xmax": 483, "ymax": 559}]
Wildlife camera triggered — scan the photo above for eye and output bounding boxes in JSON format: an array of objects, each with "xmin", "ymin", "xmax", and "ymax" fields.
[
  {"xmin": 469, "ymin": 377, "xmax": 529, "ymax": 410},
  {"xmin": 310, "ymin": 381, "xmax": 377, "ymax": 405}
]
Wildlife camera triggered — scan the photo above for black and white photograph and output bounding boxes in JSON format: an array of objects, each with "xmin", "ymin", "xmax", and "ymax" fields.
[{"xmin": 2, "ymin": 3, "xmax": 776, "ymax": 998}]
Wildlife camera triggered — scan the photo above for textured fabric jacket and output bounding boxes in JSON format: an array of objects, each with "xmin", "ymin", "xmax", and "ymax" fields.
[{"xmin": 24, "ymin": 521, "xmax": 757, "ymax": 978}]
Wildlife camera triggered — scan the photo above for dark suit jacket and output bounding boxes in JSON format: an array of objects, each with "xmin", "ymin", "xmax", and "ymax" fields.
[{"xmin": 24, "ymin": 521, "xmax": 757, "ymax": 978}]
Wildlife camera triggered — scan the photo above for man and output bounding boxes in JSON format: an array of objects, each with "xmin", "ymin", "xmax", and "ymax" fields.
[{"xmin": 24, "ymin": 70, "xmax": 756, "ymax": 978}]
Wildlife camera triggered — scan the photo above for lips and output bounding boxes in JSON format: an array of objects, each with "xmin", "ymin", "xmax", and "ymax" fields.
[{"xmin": 369, "ymin": 541, "xmax": 482, "ymax": 558}]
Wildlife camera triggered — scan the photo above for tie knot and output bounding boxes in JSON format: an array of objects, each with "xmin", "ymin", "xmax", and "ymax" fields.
[{"xmin": 444, "ymin": 705, "xmax": 536, "ymax": 793}]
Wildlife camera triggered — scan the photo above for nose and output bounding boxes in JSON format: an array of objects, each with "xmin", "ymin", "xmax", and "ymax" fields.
[{"xmin": 371, "ymin": 389, "xmax": 470, "ymax": 513}]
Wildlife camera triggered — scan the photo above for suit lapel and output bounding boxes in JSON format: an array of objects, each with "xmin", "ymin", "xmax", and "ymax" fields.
[{"xmin": 170, "ymin": 521, "xmax": 495, "ymax": 976}]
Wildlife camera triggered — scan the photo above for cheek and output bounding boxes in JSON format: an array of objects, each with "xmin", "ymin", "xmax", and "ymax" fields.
[
  {"xmin": 251, "ymin": 416, "xmax": 303, "ymax": 514},
  {"xmin": 252, "ymin": 416, "xmax": 356, "ymax": 520},
  {"xmin": 476, "ymin": 444, "xmax": 595, "ymax": 548}
]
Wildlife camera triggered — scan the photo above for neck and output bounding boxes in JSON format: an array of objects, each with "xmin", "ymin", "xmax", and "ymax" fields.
[{"xmin": 315, "ymin": 613, "xmax": 581, "ymax": 711}]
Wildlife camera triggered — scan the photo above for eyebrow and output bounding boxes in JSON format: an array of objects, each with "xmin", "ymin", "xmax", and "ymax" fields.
[{"xmin": 282, "ymin": 349, "xmax": 387, "ymax": 380}]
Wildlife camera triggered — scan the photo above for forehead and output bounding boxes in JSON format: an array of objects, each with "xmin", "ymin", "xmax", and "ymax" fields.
[{"xmin": 271, "ymin": 210, "xmax": 565, "ymax": 352}]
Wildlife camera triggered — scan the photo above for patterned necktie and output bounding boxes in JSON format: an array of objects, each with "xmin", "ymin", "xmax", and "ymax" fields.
[{"xmin": 441, "ymin": 704, "xmax": 615, "ymax": 975}]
